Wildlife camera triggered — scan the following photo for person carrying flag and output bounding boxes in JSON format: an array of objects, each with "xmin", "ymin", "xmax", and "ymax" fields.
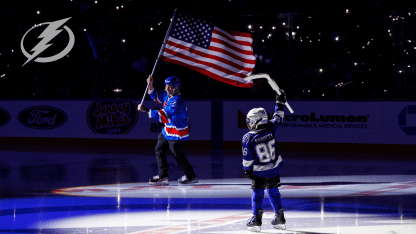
[{"xmin": 137, "ymin": 75, "xmax": 198, "ymax": 185}]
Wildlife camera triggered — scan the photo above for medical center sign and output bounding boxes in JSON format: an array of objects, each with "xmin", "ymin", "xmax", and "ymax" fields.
[{"xmin": 20, "ymin": 17, "xmax": 75, "ymax": 66}]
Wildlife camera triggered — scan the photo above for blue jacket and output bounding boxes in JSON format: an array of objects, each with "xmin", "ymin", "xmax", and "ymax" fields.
[
  {"xmin": 148, "ymin": 88, "xmax": 189, "ymax": 141},
  {"xmin": 242, "ymin": 104, "xmax": 285, "ymax": 178}
]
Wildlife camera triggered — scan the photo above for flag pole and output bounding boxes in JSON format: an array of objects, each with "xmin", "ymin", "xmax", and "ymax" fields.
[{"xmin": 139, "ymin": 8, "xmax": 178, "ymax": 106}]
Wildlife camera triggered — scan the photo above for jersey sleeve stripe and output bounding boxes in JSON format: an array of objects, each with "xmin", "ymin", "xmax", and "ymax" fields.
[
  {"xmin": 154, "ymin": 92, "xmax": 162, "ymax": 104},
  {"xmin": 158, "ymin": 110, "xmax": 170, "ymax": 123},
  {"xmin": 243, "ymin": 159, "xmax": 254, "ymax": 167}
]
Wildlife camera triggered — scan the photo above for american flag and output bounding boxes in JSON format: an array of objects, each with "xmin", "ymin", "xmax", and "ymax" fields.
[{"xmin": 160, "ymin": 13, "xmax": 256, "ymax": 88}]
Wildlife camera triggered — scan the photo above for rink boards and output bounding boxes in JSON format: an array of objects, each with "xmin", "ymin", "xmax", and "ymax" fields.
[{"xmin": 0, "ymin": 100, "xmax": 415, "ymax": 145}]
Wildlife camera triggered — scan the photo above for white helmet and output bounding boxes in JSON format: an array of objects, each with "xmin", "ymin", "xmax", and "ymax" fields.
[{"xmin": 246, "ymin": 107, "xmax": 268, "ymax": 131}]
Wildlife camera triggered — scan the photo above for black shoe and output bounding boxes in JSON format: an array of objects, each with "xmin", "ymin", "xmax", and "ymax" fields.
[
  {"xmin": 247, "ymin": 209, "xmax": 263, "ymax": 232},
  {"xmin": 149, "ymin": 175, "xmax": 168, "ymax": 186},
  {"xmin": 271, "ymin": 208, "xmax": 286, "ymax": 230},
  {"xmin": 178, "ymin": 175, "xmax": 198, "ymax": 184}
]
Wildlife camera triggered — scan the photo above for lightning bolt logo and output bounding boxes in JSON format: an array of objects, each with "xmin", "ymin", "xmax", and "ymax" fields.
[{"xmin": 21, "ymin": 17, "xmax": 75, "ymax": 67}]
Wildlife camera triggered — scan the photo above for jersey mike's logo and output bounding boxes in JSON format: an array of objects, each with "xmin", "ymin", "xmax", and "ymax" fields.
[
  {"xmin": 398, "ymin": 105, "xmax": 416, "ymax": 135},
  {"xmin": 18, "ymin": 106, "xmax": 68, "ymax": 129},
  {"xmin": 20, "ymin": 17, "xmax": 75, "ymax": 67},
  {"xmin": 87, "ymin": 101, "xmax": 138, "ymax": 134},
  {"xmin": 0, "ymin": 108, "xmax": 11, "ymax": 127}
]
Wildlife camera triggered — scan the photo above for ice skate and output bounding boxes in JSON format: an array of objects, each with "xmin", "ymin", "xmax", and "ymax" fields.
[
  {"xmin": 149, "ymin": 175, "xmax": 168, "ymax": 186},
  {"xmin": 247, "ymin": 209, "xmax": 263, "ymax": 232},
  {"xmin": 178, "ymin": 175, "xmax": 198, "ymax": 184},
  {"xmin": 271, "ymin": 208, "xmax": 286, "ymax": 230}
]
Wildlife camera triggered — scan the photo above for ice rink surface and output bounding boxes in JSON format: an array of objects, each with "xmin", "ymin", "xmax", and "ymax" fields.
[{"xmin": 0, "ymin": 144, "xmax": 415, "ymax": 233}]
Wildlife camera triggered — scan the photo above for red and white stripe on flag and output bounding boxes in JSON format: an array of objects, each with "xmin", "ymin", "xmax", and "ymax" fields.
[{"xmin": 160, "ymin": 13, "xmax": 256, "ymax": 88}]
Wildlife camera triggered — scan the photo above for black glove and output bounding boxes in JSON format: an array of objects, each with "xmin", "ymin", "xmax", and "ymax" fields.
[
  {"xmin": 142, "ymin": 106, "xmax": 150, "ymax": 113},
  {"xmin": 276, "ymin": 89, "xmax": 287, "ymax": 108},
  {"xmin": 245, "ymin": 170, "xmax": 253, "ymax": 179}
]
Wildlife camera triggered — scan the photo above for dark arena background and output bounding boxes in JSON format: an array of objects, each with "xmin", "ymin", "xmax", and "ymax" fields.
[{"xmin": 0, "ymin": 0, "xmax": 416, "ymax": 233}]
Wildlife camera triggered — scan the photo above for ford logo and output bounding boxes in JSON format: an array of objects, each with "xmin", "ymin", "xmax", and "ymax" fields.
[
  {"xmin": 18, "ymin": 106, "xmax": 68, "ymax": 130},
  {"xmin": 0, "ymin": 107, "xmax": 11, "ymax": 127}
]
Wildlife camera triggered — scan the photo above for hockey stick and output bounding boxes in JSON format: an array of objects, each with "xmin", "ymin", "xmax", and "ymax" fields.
[{"xmin": 244, "ymin": 73, "xmax": 295, "ymax": 114}]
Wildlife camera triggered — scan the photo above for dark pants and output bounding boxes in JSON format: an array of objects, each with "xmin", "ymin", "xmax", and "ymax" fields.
[
  {"xmin": 251, "ymin": 174, "xmax": 281, "ymax": 189},
  {"xmin": 155, "ymin": 132, "xmax": 196, "ymax": 179}
]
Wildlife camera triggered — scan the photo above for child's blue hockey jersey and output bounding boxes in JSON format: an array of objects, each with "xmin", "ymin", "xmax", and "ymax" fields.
[
  {"xmin": 148, "ymin": 88, "xmax": 189, "ymax": 141},
  {"xmin": 242, "ymin": 104, "xmax": 285, "ymax": 178}
]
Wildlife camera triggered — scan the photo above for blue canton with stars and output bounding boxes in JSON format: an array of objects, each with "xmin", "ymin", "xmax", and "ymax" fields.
[{"xmin": 170, "ymin": 13, "xmax": 214, "ymax": 49}]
